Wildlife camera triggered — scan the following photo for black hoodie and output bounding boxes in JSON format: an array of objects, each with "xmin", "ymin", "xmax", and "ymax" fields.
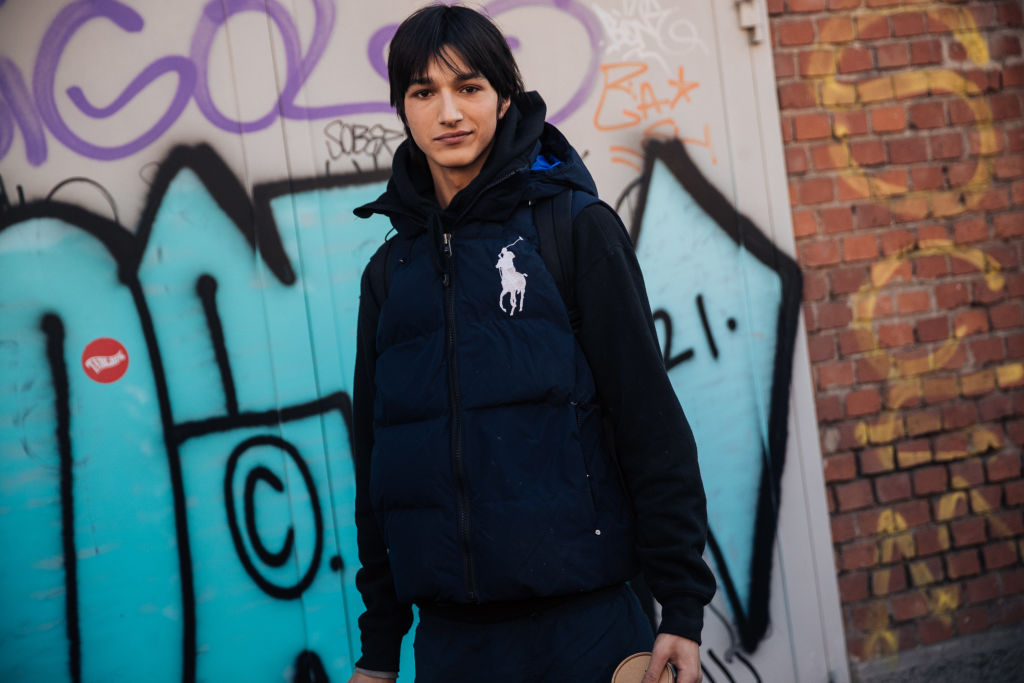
[{"xmin": 351, "ymin": 92, "xmax": 715, "ymax": 673}]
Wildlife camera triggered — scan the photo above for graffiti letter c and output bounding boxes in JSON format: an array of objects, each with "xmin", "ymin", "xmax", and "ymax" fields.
[{"xmin": 243, "ymin": 466, "xmax": 294, "ymax": 567}]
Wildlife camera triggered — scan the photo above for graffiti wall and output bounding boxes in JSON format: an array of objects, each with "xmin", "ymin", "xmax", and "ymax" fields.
[{"xmin": 0, "ymin": 1, "xmax": 845, "ymax": 681}]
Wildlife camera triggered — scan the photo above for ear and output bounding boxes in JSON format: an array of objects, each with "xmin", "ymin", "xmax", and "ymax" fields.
[{"xmin": 498, "ymin": 97, "xmax": 510, "ymax": 120}]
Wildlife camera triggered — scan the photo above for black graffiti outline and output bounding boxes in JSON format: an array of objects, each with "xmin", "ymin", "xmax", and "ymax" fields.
[
  {"xmin": 651, "ymin": 309, "xmax": 695, "ymax": 370},
  {"xmin": 41, "ymin": 313, "xmax": 81, "ymax": 683},
  {"xmin": 630, "ymin": 138, "xmax": 803, "ymax": 652},
  {"xmin": 0, "ymin": 143, "xmax": 385, "ymax": 681},
  {"xmin": 225, "ymin": 435, "xmax": 324, "ymax": 599}
]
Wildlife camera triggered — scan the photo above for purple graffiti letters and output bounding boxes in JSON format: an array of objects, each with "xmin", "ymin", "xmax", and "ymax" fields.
[
  {"xmin": 2, "ymin": 0, "xmax": 601, "ymax": 164},
  {"xmin": 32, "ymin": 0, "xmax": 196, "ymax": 162},
  {"xmin": 0, "ymin": 57, "xmax": 47, "ymax": 165}
]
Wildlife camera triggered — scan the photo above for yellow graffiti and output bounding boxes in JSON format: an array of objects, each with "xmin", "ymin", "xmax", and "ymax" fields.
[
  {"xmin": 865, "ymin": 629, "xmax": 899, "ymax": 659},
  {"xmin": 812, "ymin": 3, "xmax": 996, "ymax": 209}
]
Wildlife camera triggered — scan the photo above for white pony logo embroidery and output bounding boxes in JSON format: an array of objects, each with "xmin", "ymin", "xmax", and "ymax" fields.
[{"xmin": 496, "ymin": 237, "xmax": 527, "ymax": 316}]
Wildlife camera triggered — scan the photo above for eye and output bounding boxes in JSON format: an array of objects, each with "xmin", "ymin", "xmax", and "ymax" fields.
[
  {"xmin": 409, "ymin": 89, "xmax": 431, "ymax": 99},
  {"xmin": 462, "ymin": 85, "xmax": 481, "ymax": 94}
]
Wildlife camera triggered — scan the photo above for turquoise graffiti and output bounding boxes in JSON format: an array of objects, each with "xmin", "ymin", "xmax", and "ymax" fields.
[
  {"xmin": 0, "ymin": 145, "xmax": 405, "ymax": 681},
  {"xmin": 1, "ymin": 138, "xmax": 801, "ymax": 683},
  {"xmin": 631, "ymin": 138, "xmax": 802, "ymax": 652}
]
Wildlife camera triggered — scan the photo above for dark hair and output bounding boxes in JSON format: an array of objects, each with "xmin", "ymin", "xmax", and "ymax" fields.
[{"xmin": 387, "ymin": 5, "xmax": 525, "ymax": 123}]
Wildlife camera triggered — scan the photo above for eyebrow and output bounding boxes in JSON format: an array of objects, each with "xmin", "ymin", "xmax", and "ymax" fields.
[{"xmin": 407, "ymin": 70, "xmax": 484, "ymax": 89}]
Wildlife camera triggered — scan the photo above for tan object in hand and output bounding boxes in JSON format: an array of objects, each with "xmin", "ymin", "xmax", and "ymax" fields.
[{"xmin": 611, "ymin": 652, "xmax": 673, "ymax": 683}]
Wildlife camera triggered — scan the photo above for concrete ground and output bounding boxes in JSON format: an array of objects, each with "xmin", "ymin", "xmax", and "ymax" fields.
[{"xmin": 851, "ymin": 624, "xmax": 1024, "ymax": 683}]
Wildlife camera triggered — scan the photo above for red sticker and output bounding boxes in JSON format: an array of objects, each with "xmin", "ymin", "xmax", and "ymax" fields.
[{"xmin": 81, "ymin": 338, "xmax": 130, "ymax": 384}]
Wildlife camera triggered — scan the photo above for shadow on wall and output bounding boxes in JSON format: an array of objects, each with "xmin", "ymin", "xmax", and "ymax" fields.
[{"xmin": 0, "ymin": 139, "xmax": 801, "ymax": 681}]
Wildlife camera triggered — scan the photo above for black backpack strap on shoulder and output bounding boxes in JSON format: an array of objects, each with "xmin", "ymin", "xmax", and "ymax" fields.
[
  {"xmin": 368, "ymin": 237, "xmax": 396, "ymax": 308},
  {"xmin": 534, "ymin": 189, "xmax": 581, "ymax": 333}
]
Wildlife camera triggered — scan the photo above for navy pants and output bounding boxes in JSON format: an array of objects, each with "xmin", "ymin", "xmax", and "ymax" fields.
[{"xmin": 413, "ymin": 584, "xmax": 654, "ymax": 682}]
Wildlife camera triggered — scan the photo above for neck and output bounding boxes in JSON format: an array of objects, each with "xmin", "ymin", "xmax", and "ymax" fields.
[{"xmin": 427, "ymin": 139, "xmax": 496, "ymax": 209}]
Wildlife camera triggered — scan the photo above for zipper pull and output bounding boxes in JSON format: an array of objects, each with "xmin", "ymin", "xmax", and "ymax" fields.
[{"xmin": 442, "ymin": 232, "xmax": 452, "ymax": 287}]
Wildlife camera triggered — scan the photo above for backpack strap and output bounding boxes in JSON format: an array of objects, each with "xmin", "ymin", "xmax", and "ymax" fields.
[
  {"xmin": 534, "ymin": 189, "xmax": 605, "ymax": 334},
  {"xmin": 367, "ymin": 237, "xmax": 396, "ymax": 308}
]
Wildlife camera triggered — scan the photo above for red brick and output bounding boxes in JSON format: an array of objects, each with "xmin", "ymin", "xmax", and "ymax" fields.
[
  {"xmin": 876, "ymin": 42, "xmax": 910, "ymax": 69},
  {"xmin": 821, "ymin": 206, "xmax": 855, "ymax": 234},
  {"xmin": 891, "ymin": 590, "xmax": 930, "ymax": 621},
  {"xmin": 1006, "ymin": 478, "xmax": 1024, "ymax": 505},
  {"xmin": 911, "ymin": 166, "xmax": 943, "ymax": 191},
  {"xmin": 847, "ymin": 388, "xmax": 882, "ymax": 417},
  {"xmin": 934, "ymin": 488, "xmax": 969, "ymax": 520},
  {"xmin": 775, "ymin": 52, "xmax": 796, "ymax": 79},
  {"xmin": 843, "ymin": 234, "xmax": 878, "ymax": 262},
  {"xmin": 947, "ymin": 548, "xmax": 981, "ymax": 578},
  {"xmin": 811, "ymin": 143, "xmax": 850, "ymax": 170},
  {"xmin": 896, "ymin": 499, "xmax": 933, "ymax": 527},
  {"xmin": 838, "ymin": 328, "xmax": 875, "ymax": 355},
  {"xmin": 777, "ymin": 19, "xmax": 816, "ymax": 46},
  {"xmin": 969, "ymin": 128, "xmax": 1005, "ymax": 156},
  {"xmin": 914, "ymin": 465, "xmax": 949, "ymax": 496},
  {"xmin": 930, "ymin": 132, "xmax": 963, "ymax": 159},
  {"xmin": 861, "ymin": 447, "xmax": 896, "ymax": 475},
  {"xmin": 790, "ymin": 0, "xmax": 825, "ymax": 11},
  {"xmin": 837, "ymin": 479, "xmax": 875, "ymax": 511},
  {"xmin": 990, "ymin": 595, "xmax": 1024, "ymax": 628},
  {"xmin": 841, "ymin": 538, "xmax": 880, "ymax": 570},
  {"xmin": 915, "ymin": 254, "xmax": 948, "ymax": 278},
  {"xmin": 947, "ymin": 161, "xmax": 983, "ymax": 188},
  {"xmin": 830, "ymin": 266, "xmax": 868, "ymax": 294},
  {"xmin": 856, "ymin": 14, "xmax": 889, "ymax": 40},
  {"xmin": 956, "ymin": 607, "xmax": 989, "ymax": 636},
  {"xmin": 881, "ymin": 228, "xmax": 915, "ymax": 255},
  {"xmin": 953, "ymin": 217, "xmax": 987, "ymax": 244},
  {"xmin": 800, "ymin": 240, "xmax": 841, "ymax": 267},
  {"xmin": 950, "ymin": 458, "xmax": 985, "ymax": 488},
  {"xmin": 818, "ymin": 17, "xmax": 855, "ymax": 43},
  {"xmin": 837, "ymin": 571, "xmax": 869, "ymax": 603},
  {"xmin": 916, "ymin": 317, "xmax": 949, "ymax": 343},
  {"xmin": 785, "ymin": 147, "xmax": 809, "ymax": 174},
  {"xmin": 966, "ymin": 574, "xmax": 1000, "ymax": 603},
  {"xmin": 825, "ymin": 453, "xmax": 857, "ymax": 484},
  {"xmin": 799, "ymin": 177, "xmax": 835, "ymax": 204},
  {"xmin": 834, "ymin": 110, "xmax": 868, "ymax": 137},
  {"xmin": 779, "ymin": 82, "xmax": 817, "ymax": 111},
  {"xmin": 871, "ymin": 106, "xmax": 907, "ymax": 133},
  {"xmin": 799, "ymin": 50, "xmax": 835, "ymax": 77},
  {"xmin": 906, "ymin": 409, "xmax": 942, "ymax": 437},
  {"xmin": 794, "ymin": 113, "xmax": 832, "ymax": 141},
  {"xmin": 850, "ymin": 139, "xmax": 886, "ymax": 166},
  {"xmin": 792, "ymin": 209, "xmax": 817, "ymax": 237},
  {"xmin": 943, "ymin": 404, "xmax": 978, "ymax": 430},
  {"xmin": 851, "ymin": 600, "xmax": 890, "ymax": 631},
  {"xmin": 831, "ymin": 513, "xmax": 857, "ymax": 544},
  {"xmin": 818, "ymin": 302, "xmax": 853, "ymax": 329},
  {"xmin": 1003, "ymin": 568, "xmax": 1024, "ymax": 595},
  {"xmin": 890, "ymin": 196, "xmax": 929, "ymax": 222},
  {"xmin": 896, "ymin": 290, "xmax": 930, "ymax": 314},
  {"xmin": 987, "ymin": 453, "xmax": 1021, "ymax": 482},
  {"xmin": 876, "ymin": 472, "xmax": 912, "ymax": 502},
  {"xmin": 914, "ymin": 525, "xmax": 951, "ymax": 556},
  {"xmin": 838, "ymin": 46, "xmax": 873, "ymax": 74},
  {"xmin": 918, "ymin": 616, "xmax": 953, "ymax": 644},
  {"xmin": 817, "ymin": 395, "xmax": 843, "ymax": 422},
  {"xmin": 908, "ymin": 102, "xmax": 945, "ymax": 130},
  {"xmin": 994, "ymin": 213, "xmax": 1024, "ymax": 239},
  {"xmin": 987, "ymin": 509, "xmax": 1023, "ymax": 538},
  {"xmin": 910, "ymin": 38, "xmax": 943, "ymax": 65},
  {"xmin": 818, "ymin": 359, "xmax": 854, "ymax": 388},
  {"xmin": 983, "ymin": 541, "xmax": 1019, "ymax": 570},
  {"xmin": 878, "ymin": 323, "xmax": 914, "ymax": 349},
  {"xmin": 873, "ymin": 566, "xmax": 908, "ymax": 595},
  {"xmin": 954, "ymin": 309, "xmax": 989, "ymax": 338},
  {"xmin": 994, "ymin": 155, "xmax": 1024, "ymax": 180},
  {"xmin": 970, "ymin": 484, "xmax": 1001, "ymax": 515},
  {"xmin": 979, "ymin": 393, "xmax": 1013, "ymax": 421},
  {"xmin": 950, "ymin": 517, "xmax": 986, "ymax": 546},
  {"xmin": 990, "ymin": 35, "xmax": 1022, "ymax": 60},
  {"xmin": 887, "ymin": 137, "xmax": 928, "ymax": 164},
  {"xmin": 998, "ymin": 1, "xmax": 1024, "ymax": 25},
  {"xmin": 892, "ymin": 11, "xmax": 927, "ymax": 37},
  {"xmin": 908, "ymin": 556, "xmax": 944, "ymax": 586}
]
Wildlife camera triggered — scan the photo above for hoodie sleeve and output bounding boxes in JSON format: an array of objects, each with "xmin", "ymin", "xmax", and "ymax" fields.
[
  {"xmin": 571, "ymin": 202, "xmax": 716, "ymax": 643},
  {"xmin": 352, "ymin": 253, "xmax": 414, "ymax": 672}
]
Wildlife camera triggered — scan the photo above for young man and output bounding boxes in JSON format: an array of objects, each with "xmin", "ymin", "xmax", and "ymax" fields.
[{"xmin": 349, "ymin": 6, "xmax": 715, "ymax": 682}]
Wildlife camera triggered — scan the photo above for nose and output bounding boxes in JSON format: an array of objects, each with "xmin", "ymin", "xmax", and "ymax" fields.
[{"xmin": 438, "ymin": 91, "xmax": 463, "ymax": 125}]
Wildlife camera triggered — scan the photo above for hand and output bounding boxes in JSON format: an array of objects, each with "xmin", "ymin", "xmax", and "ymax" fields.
[
  {"xmin": 642, "ymin": 633, "xmax": 701, "ymax": 683},
  {"xmin": 347, "ymin": 673, "xmax": 393, "ymax": 683}
]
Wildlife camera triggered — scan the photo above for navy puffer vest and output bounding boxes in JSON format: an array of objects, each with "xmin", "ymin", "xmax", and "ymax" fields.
[{"xmin": 371, "ymin": 203, "xmax": 637, "ymax": 605}]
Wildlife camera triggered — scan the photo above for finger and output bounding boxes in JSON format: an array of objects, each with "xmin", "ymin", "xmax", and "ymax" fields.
[{"xmin": 641, "ymin": 650, "xmax": 670, "ymax": 683}]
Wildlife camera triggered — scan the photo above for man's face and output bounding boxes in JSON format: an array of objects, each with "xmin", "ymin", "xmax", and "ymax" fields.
[{"xmin": 403, "ymin": 51, "xmax": 509, "ymax": 186}]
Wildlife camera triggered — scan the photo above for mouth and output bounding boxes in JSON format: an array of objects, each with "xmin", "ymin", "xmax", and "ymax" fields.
[{"xmin": 435, "ymin": 131, "xmax": 471, "ymax": 144}]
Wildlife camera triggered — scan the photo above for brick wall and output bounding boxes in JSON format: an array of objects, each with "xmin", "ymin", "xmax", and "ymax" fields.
[{"xmin": 767, "ymin": 0, "xmax": 1024, "ymax": 663}]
